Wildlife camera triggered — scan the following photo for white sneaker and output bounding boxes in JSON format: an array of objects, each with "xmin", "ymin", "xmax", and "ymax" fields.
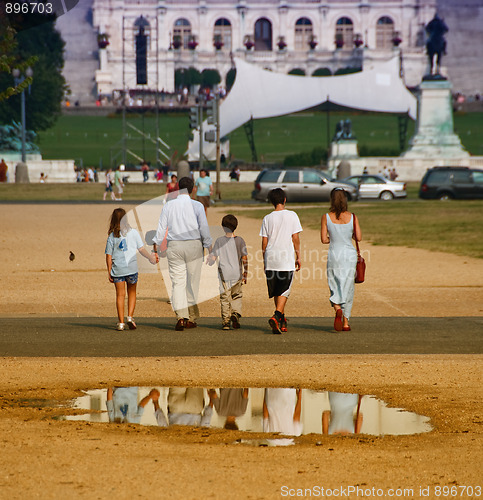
[
  {"xmin": 116, "ymin": 322, "xmax": 125, "ymax": 331},
  {"xmin": 126, "ymin": 317, "xmax": 137, "ymax": 330}
]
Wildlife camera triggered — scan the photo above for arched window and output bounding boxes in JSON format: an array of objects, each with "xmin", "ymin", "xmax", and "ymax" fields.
[
  {"xmin": 295, "ymin": 17, "xmax": 313, "ymax": 50},
  {"xmin": 254, "ymin": 18, "xmax": 272, "ymax": 51},
  {"xmin": 376, "ymin": 16, "xmax": 395, "ymax": 49},
  {"xmin": 173, "ymin": 18, "xmax": 191, "ymax": 49},
  {"xmin": 335, "ymin": 17, "xmax": 353, "ymax": 49},
  {"xmin": 214, "ymin": 18, "xmax": 232, "ymax": 50}
]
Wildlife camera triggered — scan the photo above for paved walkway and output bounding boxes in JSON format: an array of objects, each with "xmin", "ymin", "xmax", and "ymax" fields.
[{"xmin": 0, "ymin": 317, "xmax": 481, "ymax": 356}]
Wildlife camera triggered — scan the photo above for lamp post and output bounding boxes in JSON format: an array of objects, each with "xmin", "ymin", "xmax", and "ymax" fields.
[{"xmin": 12, "ymin": 67, "xmax": 33, "ymax": 163}]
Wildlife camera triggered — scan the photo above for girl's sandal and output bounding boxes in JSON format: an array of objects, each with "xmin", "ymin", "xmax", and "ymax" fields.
[{"xmin": 126, "ymin": 317, "xmax": 137, "ymax": 330}]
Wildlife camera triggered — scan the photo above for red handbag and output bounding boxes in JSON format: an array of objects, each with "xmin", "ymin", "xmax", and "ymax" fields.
[{"xmin": 353, "ymin": 214, "xmax": 365, "ymax": 284}]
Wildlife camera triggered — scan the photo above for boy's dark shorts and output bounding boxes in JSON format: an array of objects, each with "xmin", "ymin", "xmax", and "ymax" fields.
[
  {"xmin": 265, "ymin": 270, "xmax": 294, "ymax": 298},
  {"xmin": 112, "ymin": 272, "xmax": 138, "ymax": 284}
]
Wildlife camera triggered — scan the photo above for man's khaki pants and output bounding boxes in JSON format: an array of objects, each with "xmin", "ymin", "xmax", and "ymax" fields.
[{"xmin": 167, "ymin": 240, "xmax": 203, "ymax": 322}]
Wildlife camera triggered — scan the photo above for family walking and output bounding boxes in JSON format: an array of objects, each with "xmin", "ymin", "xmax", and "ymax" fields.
[{"xmin": 104, "ymin": 181, "xmax": 362, "ymax": 333}]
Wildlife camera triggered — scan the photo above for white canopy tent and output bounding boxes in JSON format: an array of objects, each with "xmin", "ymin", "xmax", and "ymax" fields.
[{"xmin": 187, "ymin": 56, "xmax": 417, "ymax": 160}]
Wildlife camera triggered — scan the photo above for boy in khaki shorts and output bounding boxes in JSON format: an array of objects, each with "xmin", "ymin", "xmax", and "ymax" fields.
[{"xmin": 207, "ymin": 215, "xmax": 248, "ymax": 330}]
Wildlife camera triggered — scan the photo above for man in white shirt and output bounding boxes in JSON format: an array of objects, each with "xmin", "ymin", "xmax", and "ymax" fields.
[
  {"xmin": 153, "ymin": 177, "xmax": 212, "ymax": 330},
  {"xmin": 260, "ymin": 188, "xmax": 302, "ymax": 334}
]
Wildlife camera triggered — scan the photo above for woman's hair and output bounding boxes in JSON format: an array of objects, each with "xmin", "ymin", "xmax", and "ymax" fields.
[
  {"xmin": 330, "ymin": 189, "xmax": 348, "ymax": 219},
  {"xmin": 108, "ymin": 208, "xmax": 127, "ymax": 237}
]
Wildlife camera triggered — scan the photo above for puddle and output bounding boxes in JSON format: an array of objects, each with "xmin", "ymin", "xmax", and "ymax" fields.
[{"xmin": 63, "ymin": 387, "xmax": 432, "ymax": 438}]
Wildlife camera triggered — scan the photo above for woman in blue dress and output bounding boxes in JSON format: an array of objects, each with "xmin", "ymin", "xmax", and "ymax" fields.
[{"xmin": 321, "ymin": 188, "xmax": 362, "ymax": 331}]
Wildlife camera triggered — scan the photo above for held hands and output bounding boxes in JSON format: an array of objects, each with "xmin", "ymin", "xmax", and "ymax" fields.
[
  {"xmin": 149, "ymin": 252, "xmax": 159, "ymax": 265},
  {"xmin": 206, "ymin": 254, "xmax": 216, "ymax": 266}
]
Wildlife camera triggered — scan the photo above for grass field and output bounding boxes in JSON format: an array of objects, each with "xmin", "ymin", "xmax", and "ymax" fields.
[
  {"xmin": 1, "ymin": 181, "xmax": 481, "ymax": 258},
  {"xmin": 0, "ymin": 181, "xmax": 255, "ymax": 202},
  {"xmin": 36, "ymin": 111, "xmax": 483, "ymax": 168},
  {"xmin": 239, "ymin": 200, "xmax": 483, "ymax": 260}
]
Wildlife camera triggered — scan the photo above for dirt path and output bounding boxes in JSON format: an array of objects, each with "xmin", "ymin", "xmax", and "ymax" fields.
[{"xmin": 1, "ymin": 204, "xmax": 482, "ymax": 318}]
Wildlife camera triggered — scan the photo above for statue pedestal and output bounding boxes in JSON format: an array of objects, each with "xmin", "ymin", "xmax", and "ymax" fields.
[
  {"xmin": 403, "ymin": 79, "xmax": 469, "ymax": 158},
  {"xmin": 330, "ymin": 140, "xmax": 359, "ymax": 159}
]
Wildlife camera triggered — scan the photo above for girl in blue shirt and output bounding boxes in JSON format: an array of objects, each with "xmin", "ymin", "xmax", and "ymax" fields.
[{"xmin": 105, "ymin": 208, "xmax": 158, "ymax": 331}]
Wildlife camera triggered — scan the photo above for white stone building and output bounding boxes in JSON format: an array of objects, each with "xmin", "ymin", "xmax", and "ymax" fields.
[{"xmin": 90, "ymin": 0, "xmax": 437, "ymax": 97}]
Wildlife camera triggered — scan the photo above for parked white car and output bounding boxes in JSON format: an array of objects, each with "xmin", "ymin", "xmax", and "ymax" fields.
[{"xmin": 342, "ymin": 175, "xmax": 407, "ymax": 200}]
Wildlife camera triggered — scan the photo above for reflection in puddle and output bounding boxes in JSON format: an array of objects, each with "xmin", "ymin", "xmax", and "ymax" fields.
[{"xmin": 65, "ymin": 387, "xmax": 432, "ymax": 438}]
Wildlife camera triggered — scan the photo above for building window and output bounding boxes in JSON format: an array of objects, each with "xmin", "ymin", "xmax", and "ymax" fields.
[
  {"xmin": 173, "ymin": 18, "xmax": 191, "ymax": 49},
  {"xmin": 335, "ymin": 17, "xmax": 353, "ymax": 49},
  {"xmin": 295, "ymin": 17, "xmax": 313, "ymax": 50},
  {"xmin": 134, "ymin": 16, "xmax": 150, "ymax": 49},
  {"xmin": 255, "ymin": 18, "xmax": 272, "ymax": 51},
  {"xmin": 214, "ymin": 18, "xmax": 232, "ymax": 50},
  {"xmin": 376, "ymin": 16, "xmax": 395, "ymax": 50}
]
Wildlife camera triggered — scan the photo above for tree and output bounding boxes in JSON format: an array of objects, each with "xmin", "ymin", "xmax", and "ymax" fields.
[
  {"xmin": 0, "ymin": 21, "xmax": 36, "ymax": 102},
  {"xmin": 201, "ymin": 69, "xmax": 221, "ymax": 88},
  {"xmin": 312, "ymin": 68, "xmax": 332, "ymax": 77},
  {"xmin": 225, "ymin": 68, "xmax": 236, "ymax": 92},
  {"xmin": 0, "ymin": 10, "xmax": 65, "ymax": 131}
]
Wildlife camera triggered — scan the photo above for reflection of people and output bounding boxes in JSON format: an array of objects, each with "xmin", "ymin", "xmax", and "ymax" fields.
[
  {"xmin": 195, "ymin": 169, "xmax": 213, "ymax": 214},
  {"xmin": 320, "ymin": 189, "xmax": 362, "ymax": 332},
  {"xmin": 0, "ymin": 158, "xmax": 8, "ymax": 182},
  {"xmin": 153, "ymin": 177, "xmax": 212, "ymax": 330},
  {"xmin": 106, "ymin": 387, "xmax": 159, "ymax": 424},
  {"xmin": 105, "ymin": 208, "xmax": 158, "ymax": 331},
  {"xmin": 263, "ymin": 388, "xmax": 303, "ymax": 436},
  {"xmin": 209, "ymin": 388, "xmax": 249, "ymax": 430},
  {"xmin": 322, "ymin": 393, "xmax": 363, "ymax": 435},
  {"xmin": 260, "ymin": 188, "xmax": 302, "ymax": 334},
  {"xmin": 166, "ymin": 388, "xmax": 214, "ymax": 426},
  {"xmin": 207, "ymin": 215, "xmax": 248, "ymax": 330}
]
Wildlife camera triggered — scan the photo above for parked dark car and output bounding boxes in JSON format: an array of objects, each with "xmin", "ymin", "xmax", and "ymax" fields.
[
  {"xmin": 419, "ymin": 167, "xmax": 483, "ymax": 200},
  {"xmin": 252, "ymin": 168, "xmax": 358, "ymax": 202}
]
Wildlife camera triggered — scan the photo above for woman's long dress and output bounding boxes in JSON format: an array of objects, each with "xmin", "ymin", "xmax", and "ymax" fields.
[{"xmin": 326, "ymin": 213, "xmax": 357, "ymax": 319}]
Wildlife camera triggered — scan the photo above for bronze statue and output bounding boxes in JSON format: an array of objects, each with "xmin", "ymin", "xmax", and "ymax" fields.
[{"xmin": 425, "ymin": 14, "xmax": 448, "ymax": 78}]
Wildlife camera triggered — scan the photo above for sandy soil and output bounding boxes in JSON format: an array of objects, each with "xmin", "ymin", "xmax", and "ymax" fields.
[{"xmin": 0, "ymin": 204, "xmax": 482, "ymax": 499}]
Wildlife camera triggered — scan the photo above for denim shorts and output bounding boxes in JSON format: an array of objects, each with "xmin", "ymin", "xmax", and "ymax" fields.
[{"xmin": 112, "ymin": 272, "xmax": 138, "ymax": 284}]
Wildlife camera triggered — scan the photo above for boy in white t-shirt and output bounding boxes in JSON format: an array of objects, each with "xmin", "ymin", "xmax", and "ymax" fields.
[{"xmin": 259, "ymin": 188, "xmax": 302, "ymax": 334}]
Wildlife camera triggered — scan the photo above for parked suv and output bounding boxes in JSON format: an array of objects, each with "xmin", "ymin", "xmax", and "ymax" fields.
[
  {"xmin": 252, "ymin": 168, "xmax": 358, "ymax": 202},
  {"xmin": 419, "ymin": 167, "xmax": 483, "ymax": 200}
]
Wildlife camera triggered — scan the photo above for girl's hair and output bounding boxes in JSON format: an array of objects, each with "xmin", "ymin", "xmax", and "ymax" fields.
[
  {"xmin": 108, "ymin": 208, "xmax": 127, "ymax": 237},
  {"xmin": 330, "ymin": 189, "xmax": 348, "ymax": 219}
]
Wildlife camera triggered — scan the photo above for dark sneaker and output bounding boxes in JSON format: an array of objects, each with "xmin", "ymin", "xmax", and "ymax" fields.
[
  {"xmin": 184, "ymin": 321, "xmax": 197, "ymax": 329},
  {"xmin": 280, "ymin": 316, "xmax": 288, "ymax": 333},
  {"xmin": 230, "ymin": 313, "xmax": 241, "ymax": 329},
  {"xmin": 175, "ymin": 319, "xmax": 185, "ymax": 331},
  {"xmin": 222, "ymin": 322, "xmax": 230, "ymax": 330},
  {"xmin": 268, "ymin": 316, "xmax": 282, "ymax": 334}
]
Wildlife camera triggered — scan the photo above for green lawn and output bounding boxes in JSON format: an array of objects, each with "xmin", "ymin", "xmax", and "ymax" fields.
[
  {"xmin": 0, "ymin": 181, "xmax": 255, "ymax": 202},
  {"xmin": 36, "ymin": 111, "xmax": 483, "ymax": 168}
]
